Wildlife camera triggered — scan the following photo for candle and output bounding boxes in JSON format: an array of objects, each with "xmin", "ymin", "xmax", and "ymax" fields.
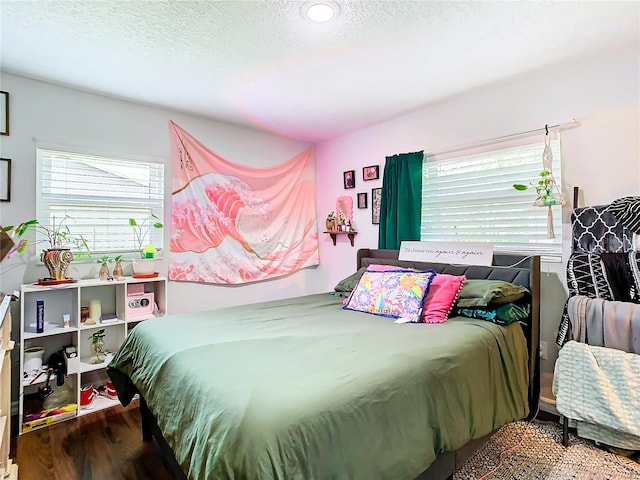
[{"xmin": 89, "ymin": 299, "xmax": 102, "ymax": 323}]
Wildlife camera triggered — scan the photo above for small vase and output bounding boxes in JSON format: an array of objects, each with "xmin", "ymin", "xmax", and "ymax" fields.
[
  {"xmin": 326, "ymin": 219, "xmax": 335, "ymax": 231},
  {"xmin": 112, "ymin": 261, "xmax": 124, "ymax": 278},
  {"xmin": 98, "ymin": 262, "xmax": 110, "ymax": 280},
  {"xmin": 90, "ymin": 337, "xmax": 105, "ymax": 364}
]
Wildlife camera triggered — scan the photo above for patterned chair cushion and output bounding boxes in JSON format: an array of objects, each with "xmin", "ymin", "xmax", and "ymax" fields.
[{"xmin": 571, "ymin": 204, "xmax": 633, "ymax": 253}]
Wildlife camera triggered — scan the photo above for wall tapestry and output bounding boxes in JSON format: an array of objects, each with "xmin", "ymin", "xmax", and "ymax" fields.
[{"xmin": 169, "ymin": 121, "xmax": 319, "ymax": 284}]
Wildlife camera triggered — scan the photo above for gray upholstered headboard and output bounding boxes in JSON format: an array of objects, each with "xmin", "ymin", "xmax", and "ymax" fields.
[{"xmin": 356, "ymin": 248, "xmax": 541, "ymax": 419}]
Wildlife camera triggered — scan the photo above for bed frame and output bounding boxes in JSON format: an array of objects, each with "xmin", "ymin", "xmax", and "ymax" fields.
[{"xmin": 139, "ymin": 248, "xmax": 540, "ymax": 480}]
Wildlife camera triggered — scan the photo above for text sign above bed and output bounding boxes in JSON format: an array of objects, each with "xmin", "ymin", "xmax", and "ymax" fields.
[{"xmin": 399, "ymin": 241, "xmax": 494, "ymax": 266}]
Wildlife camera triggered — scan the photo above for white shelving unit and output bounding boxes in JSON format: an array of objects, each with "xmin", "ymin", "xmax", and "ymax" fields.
[
  {"xmin": 19, "ymin": 276, "xmax": 167, "ymax": 434},
  {"xmin": 1, "ymin": 294, "xmax": 18, "ymax": 478}
]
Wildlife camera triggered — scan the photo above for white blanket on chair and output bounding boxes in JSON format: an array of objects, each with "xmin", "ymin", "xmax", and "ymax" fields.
[
  {"xmin": 553, "ymin": 341, "xmax": 640, "ymax": 449},
  {"xmin": 568, "ymin": 295, "xmax": 640, "ymax": 354}
]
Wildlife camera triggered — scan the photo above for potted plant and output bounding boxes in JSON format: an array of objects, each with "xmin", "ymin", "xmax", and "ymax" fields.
[
  {"xmin": 112, "ymin": 255, "xmax": 124, "ymax": 278},
  {"xmin": 89, "ymin": 329, "xmax": 106, "ymax": 364},
  {"xmin": 97, "ymin": 255, "xmax": 112, "ymax": 280},
  {"xmin": 513, "ymin": 169, "xmax": 565, "ymax": 207},
  {"xmin": 129, "ymin": 213, "xmax": 163, "ymax": 275},
  {"xmin": 326, "ymin": 212, "xmax": 336, "ymax": 231},
  {"xmin": 10, "ymin": 216, "xmax": 91, "ymax": 281}
]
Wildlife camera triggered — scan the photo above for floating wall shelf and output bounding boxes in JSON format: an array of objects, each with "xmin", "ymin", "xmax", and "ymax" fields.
[{"xmin": 324, "ymin": 231, "xmax": 357, "ymax": 247}]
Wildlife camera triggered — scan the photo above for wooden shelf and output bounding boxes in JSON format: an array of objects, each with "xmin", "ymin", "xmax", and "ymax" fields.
[{"xmin": 324, "ymin": 230, "xmax": 357, "ymax": 247}]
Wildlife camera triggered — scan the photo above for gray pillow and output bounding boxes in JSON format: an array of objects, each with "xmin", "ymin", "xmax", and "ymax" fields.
[{"xmin": 456, "ymin": 279, "xmax": 529, "ymax": 307}]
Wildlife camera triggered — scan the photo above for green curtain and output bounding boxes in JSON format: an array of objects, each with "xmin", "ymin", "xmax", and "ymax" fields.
[{"xmin": 378, "ymin": 151, "xmax": 424, "ymax": 249}]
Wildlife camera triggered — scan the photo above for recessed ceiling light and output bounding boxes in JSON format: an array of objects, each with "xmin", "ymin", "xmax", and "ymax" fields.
[{"xmin": 305, "ymin": 2, "xmax": 336, "ymax": 23}]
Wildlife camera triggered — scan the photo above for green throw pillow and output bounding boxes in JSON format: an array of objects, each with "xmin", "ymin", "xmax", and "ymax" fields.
[
  {"xmin": 456, "ymin": 279, "xmax": 529, "ymax": 307},
  {"xmin": 334, "ymin": 267, "xmax": 367, "ymax": 293}
]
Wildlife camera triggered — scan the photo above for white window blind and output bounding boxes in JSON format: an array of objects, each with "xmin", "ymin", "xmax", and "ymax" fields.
[
  {"xmin": 37, "ymin": 148, "xmax": 164, "ymax": 257},
  {"xmin": 421, "ymin": 138, "xmax": 563, "ymax": 258}
]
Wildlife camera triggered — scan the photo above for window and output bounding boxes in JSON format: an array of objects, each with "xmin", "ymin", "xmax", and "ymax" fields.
[
  {"xmin": 421, "ymin": 137, "xmax": 563, "ymax": 258},
  {"xmin": 37, "ymin": 148, "xmax": 164, "ymax": 257}
]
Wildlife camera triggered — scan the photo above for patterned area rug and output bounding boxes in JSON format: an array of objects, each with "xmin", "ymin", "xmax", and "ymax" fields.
[{"xmin": 454, "ymin": 420, "xmax": 640, "ymax": 480}]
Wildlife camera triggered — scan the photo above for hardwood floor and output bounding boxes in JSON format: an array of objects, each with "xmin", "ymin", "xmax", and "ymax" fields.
[
  {"xmin": 11, "ymin": 401, "xmax": 176, "ymax": 480},
  {"xmin": 6, "ymin": 404, "xmax": 579, "ymax": 480}
]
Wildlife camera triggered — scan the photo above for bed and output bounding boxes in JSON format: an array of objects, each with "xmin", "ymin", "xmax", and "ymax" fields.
[{"xmin": 108, "ymin": 248, "xmax": 540, "ymax": 480}]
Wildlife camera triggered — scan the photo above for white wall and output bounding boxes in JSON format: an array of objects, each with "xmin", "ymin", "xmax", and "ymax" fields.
[
  {"xmin": 314, "ymin": 44, "xmax": 640, "ymax": 378},
  {"xmin": 0, "ymin": 74, "xmax": 324, "ymax": 319}
]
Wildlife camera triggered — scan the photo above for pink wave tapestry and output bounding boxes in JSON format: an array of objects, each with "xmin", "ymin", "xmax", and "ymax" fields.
[{"xmin": 169, "ymin": 121, "xmax": 319, "ymax": 284}]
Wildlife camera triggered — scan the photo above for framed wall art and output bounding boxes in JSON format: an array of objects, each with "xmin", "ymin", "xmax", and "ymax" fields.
[
  {"xmin": 343, "ymin": 170, "xmax": 355, "ymax": 189},
  {"xmin": 371, "ymin": 188, "xmax": 382, "ymax": 224},
  {"xmin": 363, "ymin": 165, "xmax": 379, "ymax": 181},
  {"xmin": 0, "ymin": 158, "xmax": 11, "ymax": 202},
  {"xmin": 0, "ymin": 91, "xmax": 8, "ymax": 136},
  {"xmin": 357, "ymin": 192, "xmax": 367, "ymax": 209}
]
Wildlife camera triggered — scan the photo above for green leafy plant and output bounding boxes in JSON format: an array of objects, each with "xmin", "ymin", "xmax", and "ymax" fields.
[
  {"xmin": 89, "ymin": 328, "xmax": 105, "ymax": 343},
  {"xmin": 97, "ymin": 255, "xmax": 112, "ymax": 264},
  {"xmin": 10, "ymin": 216, "xmax": 91, "ymax": 258},
  {"xmin": 513, "ymin": 169, "xmax": 560, "ymax": 206},
  {"xmin": 129, "ymin": 213, "xmax": 163, "ymax": 259}
]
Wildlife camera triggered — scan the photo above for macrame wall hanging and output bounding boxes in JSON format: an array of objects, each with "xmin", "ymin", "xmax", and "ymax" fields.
[{"xmin": 514, "ymin": 125, "xmax": 566, "ymax": 238}]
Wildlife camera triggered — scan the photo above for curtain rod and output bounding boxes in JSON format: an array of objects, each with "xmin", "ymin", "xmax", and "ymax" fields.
[{"xmin": 428, "ymin": 118, "xmax": 579, "ymax": 157}]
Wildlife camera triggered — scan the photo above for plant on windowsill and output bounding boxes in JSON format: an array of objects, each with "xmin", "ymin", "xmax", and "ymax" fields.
[
  {"xmin": 9, "ymin": 216, "xmax": 91, "ymax": 281},
  {"xmin": 129, "ymin": 214, "xmax": 163, "ymax": 276},
  {"xmin": 97, "ymin": 255, "xmax": 112, "ymax": 281}
]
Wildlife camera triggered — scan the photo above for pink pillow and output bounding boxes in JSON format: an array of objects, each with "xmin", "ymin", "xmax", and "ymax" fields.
[
  {"xmin": 422, "ymin": 274, "xmax": 466, "ymax": 323},
  {"xmin": 366, "ymin": 264, "xmax": 415, "ymax": 272}
]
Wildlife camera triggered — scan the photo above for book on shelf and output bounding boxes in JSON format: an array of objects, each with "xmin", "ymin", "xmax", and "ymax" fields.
[{"xmin": 100, "ymin": 315, "xmax": 119, "ymax": 324}]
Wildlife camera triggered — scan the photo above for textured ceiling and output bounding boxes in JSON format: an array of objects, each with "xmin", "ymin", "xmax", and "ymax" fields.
[{"xmin": 1, "ymin": 1, "xmax": 638, "ymax": 143}]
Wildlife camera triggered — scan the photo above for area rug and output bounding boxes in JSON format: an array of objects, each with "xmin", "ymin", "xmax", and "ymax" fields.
[{"xmin": 454, "ymin": 420, "xmax": 640, "ymax": 480}]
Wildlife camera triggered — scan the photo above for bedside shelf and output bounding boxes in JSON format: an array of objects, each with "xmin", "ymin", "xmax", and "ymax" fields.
[{"xmin": 324, "ymin": 230, "xmax": 357, "ymax": 247}]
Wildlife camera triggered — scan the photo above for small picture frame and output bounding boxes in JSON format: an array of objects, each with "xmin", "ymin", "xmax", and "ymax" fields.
[
  {"xmin": 343, "ymin": 170, "xmax": 355, "ymax": 189},
  {"xmin": 0, "ymin": 91, "xmax": 8, "ymax": 136},
  {"xmin": 357, "ymin": 192, "xmax": 367, "ymax": 209},
  {"xmin": 372, "ymin": 188, "xmax": 382, "ymax": 224},
  {"xmin": 0, "ymin": 158, "xmax": 10, "ymax": 202},
  {"xmin": 363, "ymin": 165, "xmax": 379, "ymax": 181}
]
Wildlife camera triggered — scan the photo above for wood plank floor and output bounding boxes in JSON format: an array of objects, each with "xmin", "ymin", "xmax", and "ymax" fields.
[
  {"xmin": 7, "ymin": 406, "xmax": 570, "ymax": 480},
  {"xmin": 11, "ymin": 401, "xmax": 176, "ymax": 480}
]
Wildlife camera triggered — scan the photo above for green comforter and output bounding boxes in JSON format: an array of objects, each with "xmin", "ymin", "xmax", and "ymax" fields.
[{"xmin": 108, "ymin": 293, "xmax": 529, "ymax": 480}]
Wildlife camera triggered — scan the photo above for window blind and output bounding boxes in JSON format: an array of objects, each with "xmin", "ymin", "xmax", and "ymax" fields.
[
  {"xmin": 37, "ymin": 148, "xmax": 164, "ymax": 257},
  {"xmin": 420, "ymin": 138, "xmax": 563, "ymax": 258}
]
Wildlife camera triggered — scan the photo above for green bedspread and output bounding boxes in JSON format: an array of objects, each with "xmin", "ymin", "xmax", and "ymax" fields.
[{"xmin": 108, "ymin": 293, "xmax": 529, "ymax": 480}]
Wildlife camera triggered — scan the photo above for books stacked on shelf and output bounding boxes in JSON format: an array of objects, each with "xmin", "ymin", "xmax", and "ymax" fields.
[
  {"xmin": 100, "ymin": 314, "xmax": 119, "ymax": 324},
  {"xmin": 22, "ymin": 403, "xmax": 77, "ymax": 432}
]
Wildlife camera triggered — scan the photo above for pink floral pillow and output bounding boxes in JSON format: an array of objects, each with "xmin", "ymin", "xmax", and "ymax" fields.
[
  {"xmin": 421, "ymin": 274, "xmax": 466, "ymax": 323},
  {"xmin": 343, "ymin": 269, "xmax": 435, "ymax": 322},
  {"xmin": 343, "ymin": 264, "xmax": 416, "ymax": 305}
]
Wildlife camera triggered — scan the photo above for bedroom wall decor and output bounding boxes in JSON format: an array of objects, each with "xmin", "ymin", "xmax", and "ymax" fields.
[
  {"xmin": 336, "ymin": 196, "xmax": 353, "ymax": 231},
  {"xmin": 372, "ymin": 188, "xmax": 382, "ymax": 224},
  {"xmin": 0, "ymin": 158, "xmax": 10, "ymax": 202},
  {"xmin": 0, "ymin": 91, "xmax": 8, "ymax": 136},
  {"xmin": 363, "ymin": 165, "xmax": 379, "ymax": 181},
  {"xmin": 343, "ymin": 170, "xmax": 355, "ymax": 189},
  {"xmin": 168, "ymin": 121, "xmax": 319, "ymax": 284},
  {"xmin": 357, "ymin": 192, "xmax": 367, "ymax": 209}
]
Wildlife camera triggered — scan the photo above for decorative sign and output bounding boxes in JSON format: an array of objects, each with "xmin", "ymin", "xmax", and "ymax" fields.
[{"xmin": 399, "ymin": 241, "xmax": 494, "ymax": 266}]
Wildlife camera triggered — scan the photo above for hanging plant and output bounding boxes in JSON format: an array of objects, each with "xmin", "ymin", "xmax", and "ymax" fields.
[{"xmin": 513, "ymin": 169, "xmax": 564, "ymax": 206}]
